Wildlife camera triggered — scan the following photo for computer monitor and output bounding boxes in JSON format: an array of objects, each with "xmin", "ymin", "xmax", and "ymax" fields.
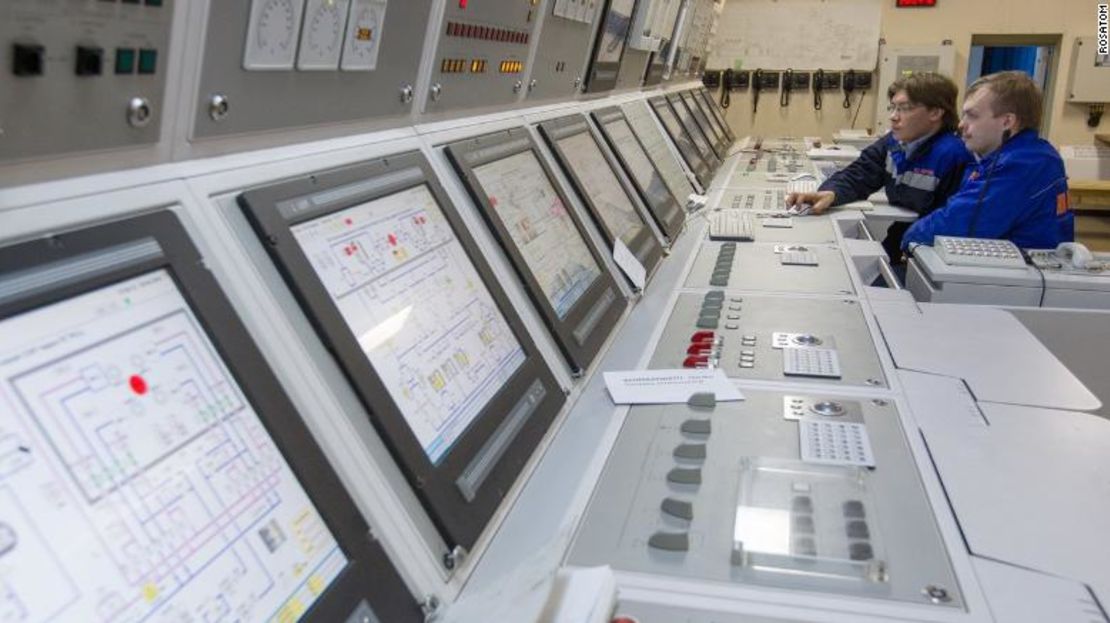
[
  {"xmin": 666, "ymin": 93, "xmax": 721, "ymax": 167},
  {"xmin": 591, "ymin": 106, "xmax": 686, "ymax": 242},
  {"xmin": 648, "ymin": 96, "xmax": 711, "ymax": 187},
  {"xmin": 685, "ymin": 89, "xmax": 731, "ymax": 153},
  {"xmin": 537, "ymin": 114, "xmax": 663, "ymax": 280},
  {"xmin": 238, "ymin": 151, "xmax": 565, "ymax": 551},
  {"xmin": 679, "ymin": 90, "xmax": 726, "ymax": 158},
  {"xmin": 621, "ymin": 100, "xmax": 697, "ymax": 201},
  {"xmin": 445, "ymin": 128, "xmax": 627, "ymax": 375},
  {"xmin": 697, "ymin": 87, "xmax": 736, "ymax": 141},
  {"xmin": 584, "ymin": 0, "xmax": 636, "ymax": 92},
  {"xmin": 0, "ymin": 211, "xmax": 420, "ymax": 623}
]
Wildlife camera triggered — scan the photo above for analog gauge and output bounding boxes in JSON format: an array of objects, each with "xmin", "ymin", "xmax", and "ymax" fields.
[
  {"xmin": 257, "ymin": 0, "xmax": 298, "ymax": 56},
  {"xmin": 244, "ymin": 0, "xmax": 303, "ymax": 69},
  {"xmin": 341, "ymin": 0, "xmax": 387, "ymax": 71},
  {"xmin": 304, "ymin": 1, "xmax": 344, "ymax": 58}
]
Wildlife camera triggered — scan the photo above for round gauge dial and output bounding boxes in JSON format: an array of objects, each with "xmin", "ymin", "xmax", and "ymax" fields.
[
  {"xmin": 256, "ymin": 0, "xmax": 298, "ymax": 55},
  {"xmin": 305, "ymin": 1, "xmax": 344, "ymax": 57}
]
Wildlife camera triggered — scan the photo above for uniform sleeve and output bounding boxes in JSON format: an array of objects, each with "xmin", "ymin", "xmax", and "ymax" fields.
[
  {"xmin": 818, "ymin": 137, "xmax": 889, "ymax": 206},
  {"xmin": 929, "ymin": 146, "xmax": 974, "ymax": 212},
  {"xmin": 901, "ymin": 154, "xmax": 1029, "ymax": 249}
]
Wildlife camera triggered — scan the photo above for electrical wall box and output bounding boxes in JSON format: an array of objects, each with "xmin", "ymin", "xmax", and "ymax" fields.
[{"xmin": 1066, "ymin": 37, "xmax": 1110, "ymax": 103}]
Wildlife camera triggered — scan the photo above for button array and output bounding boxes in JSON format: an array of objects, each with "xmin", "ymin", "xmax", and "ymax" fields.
[
  {"xmin": 710, "ymin": 244, "xmax": 735, "ymax": 286},
  {"xmin": 783, "ymin": 347, "xmax": 842, "ymax": 378}
]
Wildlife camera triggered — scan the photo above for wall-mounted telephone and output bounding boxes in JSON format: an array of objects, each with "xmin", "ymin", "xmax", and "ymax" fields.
[
  {"xmin": 703, "ymin": 70, "xmax": 722, "ymax": 89},
  {"xmin": 752, "ymin": 70, "xmax": 780, "ymax": 113},
  {"xmin": 813, "ymin": 70, "xmax": 841, "ymax": 110},
  {"xmin": 780, "ymin": 70, "xmax": 810, "ymax": 108},
  {"xmin": 1029, "ymin": 242, "xmax": 1105, "ymax": 272},
  {"xmin": 932, "ymin": 236, "xmax": 1027, "ymax": 269},
  {"xmin": 724, "ymin": 69, "xmax": 751, "ymax": 90}
]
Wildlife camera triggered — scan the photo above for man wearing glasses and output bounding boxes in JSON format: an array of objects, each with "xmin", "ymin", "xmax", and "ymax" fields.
[
  {"xmin": 900, "ymin": 71, "xmax": 1073, "ymax": 250},
  {"xmin": 786, "ymin": 72, "xmax": 974, "ymax": 261}
]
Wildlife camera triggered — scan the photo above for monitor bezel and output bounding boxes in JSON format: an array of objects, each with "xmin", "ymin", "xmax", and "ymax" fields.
[
  {"xmin": 679, "ymin": 90, "xmax": 727, "ymax": 158},
  {"xmin": 696, "ymin": 86, "xmax": 737, "ymax": 141},
  {"xmin": 536, "ymin": 114, "xmax": 663, "ymax": 279},
  {"xmin": 666, "ymin": 92, "xmax": 722, "ymax": 167},
  {"xmin": 648, "ymin": 95, "xmax": 711, "ymax": 187},
  {"xmin": 684, "ymin": 89, "xmax": 731, "ymax": 155},
  {"xmin": 237, "ymin": 151, "xmax": 566, "ymax": 550},
  {"xmin": 0, "ymin": 210, "xmax": 421, "ymax": 623},
  {"xmin": 444, "ymin": 127, "xmax": 628, "ymax": 376},
  {"xmin": 590, "ymin": 106, "xmax": 686, "ymax": 242}
]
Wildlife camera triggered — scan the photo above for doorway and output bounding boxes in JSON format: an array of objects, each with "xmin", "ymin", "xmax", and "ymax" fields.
[{"xmin": 967, "ymin": 34, "xmax": 1062, "ymax": 134}]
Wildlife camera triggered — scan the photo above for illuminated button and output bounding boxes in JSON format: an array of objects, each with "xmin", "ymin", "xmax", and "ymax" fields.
[
  {"xmin": 75, "ymin": 46, "xmax": 103, "ymax": 76},
  {"xmin": 137, "ymin": 48, "xmax": 157, "ymax": 74},
  {"xmin": 458, "ymin": 0, "xmax": 467, "ymax": 7},
  {"xmin": 12, "ymin": 43, "xmax": 45, "ymax": 76},
  {"xmin": 115, "ymin": 47, "xmax": 136, "ymax": 73}
]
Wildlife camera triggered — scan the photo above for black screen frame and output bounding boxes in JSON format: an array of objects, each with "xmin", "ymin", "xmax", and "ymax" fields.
[
  {"xmin": 0, "ymin": 210, "xmax": 421, "ymax": 623},
  {"xmin": 591, "ymin": 106, "xmax": 686, "ymax": 242},
  {"xmin": 238, "ymin": 151, "xmax": 566, "ymax": 551},
  {"xmin": 583, "ymin": 0, "xmax": 636, "ymax": 93},
  {"xmin": 666, "ymin": 92, "xmax": 722, "ymax": 167},
  {"xmin": 536, "ymin": 114, "xmax": 663, "ymax": 280},
  {"xmin": 648, "ymin": 95, "xmax": 712, "ymax": 187},
  {"xmin": 684, "ymin": 89, "xmax": 732, "ymax": 155},
  {"xmin": 444, "ymin": 127, "xmax": 628, "ymax": 376},
  {"xmin": 679, "ymin": 90, "xmax": 727, "ymax": 158},
  {"xmin": 696, "ymin": 86, "xmax": 736, "ymax": 141}
]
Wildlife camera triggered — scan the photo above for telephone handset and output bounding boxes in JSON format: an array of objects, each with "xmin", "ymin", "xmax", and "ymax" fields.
[
  {"xmin": 932, "ymin": 235, "xmax": 1027, "ymax": 269},
  {"xmin": 1029, "ymin": 242, "xmax": 1105, "ymax": 271}
]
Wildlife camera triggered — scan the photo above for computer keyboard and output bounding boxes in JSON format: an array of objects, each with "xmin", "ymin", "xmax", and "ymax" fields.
[
  {"xmin": 709, "ymin": 211, "xmax": 755, "ymax": 242},
  {"xmin": 780, "ymin": 250, "xmax": 819, "ymax": 266}
]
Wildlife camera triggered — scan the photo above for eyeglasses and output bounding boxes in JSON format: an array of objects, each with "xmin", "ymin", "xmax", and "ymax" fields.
[{"xmin": 887, "ymin": 103, "xmax": 923, "ymax": 114}]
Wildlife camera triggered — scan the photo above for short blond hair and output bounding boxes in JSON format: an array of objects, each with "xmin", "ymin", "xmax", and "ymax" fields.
[{"xmin": 966, "ymin": 70, "xmax": 1043, "ymax": 132}]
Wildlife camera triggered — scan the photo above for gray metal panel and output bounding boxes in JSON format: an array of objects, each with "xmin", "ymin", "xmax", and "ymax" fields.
[
  {"xmin": 567, "ymin": 391, "xmax": 963, "ymax": 608},
  {"xmin": 192, "ymin": 1, "xmax": 429, "ymax": 139},
  {"xmin": 684, "ymin": 243, "xmax": 856, "ymax": 296},
  {"xmin": 616, "ymin": 48, "xmax": 650, "ymax": 89},
  {"xmin": 649, "ymin": 293, "xmax": 887, "ymax": 388},
  {"xmin": 526, "ymin": 7, "xmax": 595, "ymax": 101},
  {"xmin": 421, "ymin": 0, "xmax": 541, "ymax": 114},
  {"xmin": 0, "ymin": 0, "xmax": 173, "ymax": 162}
]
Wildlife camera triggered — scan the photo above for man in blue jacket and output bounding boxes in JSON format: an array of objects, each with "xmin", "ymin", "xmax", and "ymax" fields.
[
  {"xmin": 787, "ymin": 72, "xmax": 973, "ymax": 260},
  {"xmin": 901, "ymin": 71, "xmax": 1073, "ymax": 250}
]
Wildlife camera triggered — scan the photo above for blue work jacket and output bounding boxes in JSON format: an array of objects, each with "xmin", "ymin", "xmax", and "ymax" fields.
[{"xmin": 902, "ymin": 129, "xmax": 1074, "ymax": 249}]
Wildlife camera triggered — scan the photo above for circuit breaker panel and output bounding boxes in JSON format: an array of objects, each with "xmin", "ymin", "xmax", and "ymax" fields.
[
  {"xmin": 423, "ymin": 0, "xmax": 544, "ymax": 115},
  {"xmin": 0, "ymin": 0, "xmax": 174, "ymax": 164},
  {"xmin": 192, "ymin": 0, "xmax": 429, "ymax": 139}
]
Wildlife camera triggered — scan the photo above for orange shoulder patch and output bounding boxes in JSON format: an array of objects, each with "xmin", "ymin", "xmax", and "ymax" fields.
[{"xmin": 1056, "ymin": 192, "xmax": 1070, "ymax": 216}]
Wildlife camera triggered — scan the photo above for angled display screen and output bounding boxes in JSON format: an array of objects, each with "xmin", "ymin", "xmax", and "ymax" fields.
[
  {"xmin": 473, "ymin": 151, "xmax": 603, "ymax": 319},
  {"xmin": 446, "ymin": 128, "xmax": 627, "ymax": 375},
  {"xmin": 649, "ymin": 96, "xmax": 711, "ymax": 187},
  {"xmin": 555, "ymin": 131, "xmax": 647, "ymax": 247},
  {"xmin": 240, "ymin": 152, "xmax": 565, "ymax": 550},
  {"xmin": 290, "ymin": 184, "xmax": 527, "ymax": 463},
  {"xmin": 0, "ymin": 212, "xmax": 420, "ymax": 623},
  {"xmin": 621, "ymin": 101, "xmax": 697, "ymax": 201},
  {"xmin": 593, "ymin": 108, "xmax": 685, "ymax": 240},
  {"xmin": 584, "ymin": 0, "xmax": 637, "ymax": 91},
  {"xmin": 668, "ymin": 94, "xmax": 717, "ymax": 164}
]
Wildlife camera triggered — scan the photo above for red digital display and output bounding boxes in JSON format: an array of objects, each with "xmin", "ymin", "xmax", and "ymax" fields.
[{"xmin": 896, "ymin": 0, "xmax": 937, "ymax": 6}]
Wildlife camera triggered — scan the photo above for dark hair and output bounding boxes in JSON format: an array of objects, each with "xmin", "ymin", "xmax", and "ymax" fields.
[
  {"xmin": 966, "ymin": 70, "xmax": 1043, "ymax": 132},
  {"xmin": 887, "ymin": 72, "xmax": 960, "ymax": 132}
]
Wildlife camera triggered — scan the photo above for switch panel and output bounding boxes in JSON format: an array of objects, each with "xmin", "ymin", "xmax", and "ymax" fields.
[
  {"xmin": 194, "ymin": 0, "xmax": 426, "ymax": 140},
  {"xmin": 423, "ymin": 0, "xmax": 543, "ymax": 114},
  {"xmin": 0, "ymin": 0, "xmax": 173, "ymax": 164},
  {"xmin": 526, "ymin": 0, "xmax": 599, "ymax": 101}
]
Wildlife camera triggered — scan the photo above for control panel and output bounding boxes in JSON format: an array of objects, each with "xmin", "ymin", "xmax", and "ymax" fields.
[
  {"xmin": 423, "ymin": 0, "xmax": 542, "ymax": 114},
  {"xmin": 567, "ymin": 391, "xmax": 961, "ymax": 608},
  {"xmin": 526, "ymin": 0, "xmax": 599, "ymax": 100},
  {"xmin": 1, "ymin": 0, "xmax": 174, "ymax": 163},
  {"xmin": 684, "ymin": 242, "xmax": 855, "ymax": 295},
  {"xmin": 648, "ymin": 293, "xmax": 886, "ymax": 388},
  {"xmin": 707, "ymin": 206, "xmax": 838, "ymax": 244},
  {"xmin": 193, "ymin": 0, "xmax": 428, "ymax": 140}
]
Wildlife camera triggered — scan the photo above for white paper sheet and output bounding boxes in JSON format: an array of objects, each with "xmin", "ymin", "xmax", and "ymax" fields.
[
  {"xmin": 613, "ymin": 239, "xmax": 647, "ymax": 291},
  {"xmin": 603, "ymin": 369, "xmax": 744, "ymax": 404}
]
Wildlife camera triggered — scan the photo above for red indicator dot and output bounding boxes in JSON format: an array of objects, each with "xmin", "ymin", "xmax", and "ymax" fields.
[
  {"xmin": 344, "ymin": 218, "xmax": 353, "ymax": 226},
  {"xmin": 387, "ymin": 233, "xmax": 398, "ymax": 246},
  {"xmin": 129, "ymin": 375, "xmax": 148, "ymax": 396}
]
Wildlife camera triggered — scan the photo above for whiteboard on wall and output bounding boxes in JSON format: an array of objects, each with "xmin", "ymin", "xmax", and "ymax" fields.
[{"xmin": 708, "ymin": 0, "xmax": 881, "ymax": 71}]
